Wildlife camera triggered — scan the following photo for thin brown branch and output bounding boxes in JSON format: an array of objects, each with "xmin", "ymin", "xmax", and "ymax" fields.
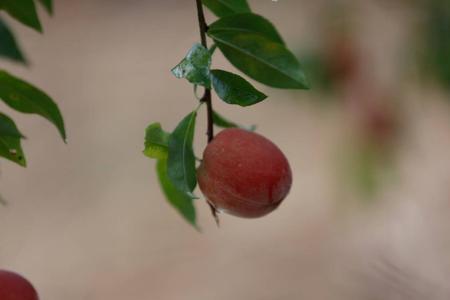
[{"xmin": 195, "ymin": 0, "xmax": 219, "ymax": 225}]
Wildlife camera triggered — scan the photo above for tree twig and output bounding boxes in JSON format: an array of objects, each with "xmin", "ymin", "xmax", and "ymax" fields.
[{"xmin": 195, "ymin": 0, "xmax": 219, "ymax": 226}]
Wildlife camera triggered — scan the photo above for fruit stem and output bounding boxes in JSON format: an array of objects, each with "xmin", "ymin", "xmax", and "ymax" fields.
[
  {"xmin": 202, "ymin": 89, "xmax": 214, "ymax": 144},
  {"xmin": 195, "ymin": 0, "xmax": 219, "ymax": 225}
]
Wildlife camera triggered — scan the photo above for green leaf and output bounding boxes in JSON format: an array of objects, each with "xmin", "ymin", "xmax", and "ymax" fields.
[
  {"xmin": 0, "ymin": 17, "xmax": 27, "ymax": 63},
  {"xmin": 201, "ymin": 0, "xmax": 250, "ymax": 17},
  {"xmin": 208, "ymin": 43, "xmax": 217, "ymax": 56},
  {"xmin": 212, "ymin": 110, "xmax": 239, "ymax": 128},
  {"xmin": 38, "ymin": 0, "xmax": 52, "ymax": 15},
  {"xmin": 420, "ymin": 0, "xmax": 450, "ymax": 91},
  {"xmin": 171, "ymin": 43, "xmax": 211, "ymax": 88},
  {"xmin": 210, "ymin": 69, "xmax": 267, "ymax": 106},
  {"xmin": 208, "ymin": 13, "xmax": 284, "ymax": 45},
  {"xmin": 0, "ymin": 124, "xmax": 26, "ymax": 167},
  {"xmin": 208, "ymin": 31, "xmax": 309, "ymax": 89},
  {"xmin": 0, "ymin": 70, "xmax": 66, "ymax": 141},
  {"xmin": 157, "ymin": 159, "xmax": 197, "ymax": 228},
  {"xmin": 0, "ymin": 112, "xmax": 24, "ymax": 138},
  {"xmin": 144, "ymin": 122, "xmax": 170, "ymax": 160},
  {"xmin": 0, "ymin": 112, "xmax": 26, "ymax": 165},
  {"xmin": 299, "ymin": 52, "xmax": 334, "ymax": 93},
  {"xmin": 168, "ymin": 111, "xmax": 198, "ymax": 198},
  {"xmin": 212, "ymin": 110, "xmax": 256, "ymax": 131},
  {"xmin": 0, "ymin": 0, "xmax": 42, "ymax": 32}
]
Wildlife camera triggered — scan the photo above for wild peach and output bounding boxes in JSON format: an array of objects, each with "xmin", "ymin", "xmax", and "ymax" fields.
[
  {"xmin": 0, "ymin": 270, "xmax": 39, "ymax": 300},
  {"xmin": 197, "ymin": 128, "xmax": 292, "ymax": 218}
]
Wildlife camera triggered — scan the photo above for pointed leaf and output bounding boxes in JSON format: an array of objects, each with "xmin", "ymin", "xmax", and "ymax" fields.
[
  {"xmin": 157, "ymin": 159, "xmax": 197, "ymax": 228},
  {"xmin": 0, "ymin": 70, "xmax": 66, "ymax": 141},
  {"xmin": 168, "ymin": 111, "xmax": 198, "ymax": 197},
  {"xmin": 208, "ymin": 13, "xmax": 284, "ymax": 45},
  {"xmin": 208, "ymin": 31, "xmax": 309, "ymax": 89},
  {"xmin": 0, "ymin": 17, "xmax": 27, "ymax": 63},
  {"xmin": 0, "ymin": 133, "xmax": 26, "ymax": 167},
  {"xmin": 211, "ymin": 69, "xmax": 266, "ymax": 106},
  {"xmin": 0, "ymin": 112, "xmax": 24, "ymax": 138},
  {"xmin": 0, "ymin": 112, "xmax": 26, "ymax": 166},
  {"xmin": 299, "ymin": 53, "xmax": 334, "ymax": 92},
  {"xmin": 208, "ymin": 43, "xmax": 217, "ymax": 56},
  {"xmin": 144, "ymin": 122, "xmax": 170, "ymax": 160},
  {"xmin": 38, "ymin": 0, "xmax": 52, "ymax": 15},
  {"xmin": 212, "ymin": 110, "xmax": 239, "ymax": 128},
  {"xmin": 201, "ymin": 0, "xmax": 250, "ymax": 17},
  {"xmin": 171, "ymin": 44, "xmax": 211, "ymax": 88},
  {"xmin": 0, "ymin": 0, "xmax": 42, "ymax": 32},
  {"xmin": 212, "ymin": 110, "xmax": 256, "ymax": 131}
]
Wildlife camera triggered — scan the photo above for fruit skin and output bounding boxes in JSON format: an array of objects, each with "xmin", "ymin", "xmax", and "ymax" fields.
[
  {"xmin": 197, "ymin": 128, "xmax": 292, "ymax": 218},
  {"xmin": 0, "ymin": 270, "xmax": 39, "ymax": 300}
]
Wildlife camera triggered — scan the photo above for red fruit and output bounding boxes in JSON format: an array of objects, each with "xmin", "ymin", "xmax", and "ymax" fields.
[
  {"xmin": 0, "ymin": 270, "xmax": 39, "ymax": 300},
  {"xmin": 197, "ymin": 128, "xmax": 292, "ymax": 218}
]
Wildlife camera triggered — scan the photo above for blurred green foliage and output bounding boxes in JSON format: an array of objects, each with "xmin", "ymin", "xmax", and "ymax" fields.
[{"xmin": 418, "ymin": 0, "xmax": 450, "ymax": 91}]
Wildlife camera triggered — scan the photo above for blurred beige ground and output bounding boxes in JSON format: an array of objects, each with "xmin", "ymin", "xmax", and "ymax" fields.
[{"xmin": 1, "ymin": 0, "xmax": 450, "ymax": 299}]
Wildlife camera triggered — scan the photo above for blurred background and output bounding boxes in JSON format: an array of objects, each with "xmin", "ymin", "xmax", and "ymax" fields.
[{"xmin": 1, "ymin": 0, "xmax": 450, "ymax": 299}]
